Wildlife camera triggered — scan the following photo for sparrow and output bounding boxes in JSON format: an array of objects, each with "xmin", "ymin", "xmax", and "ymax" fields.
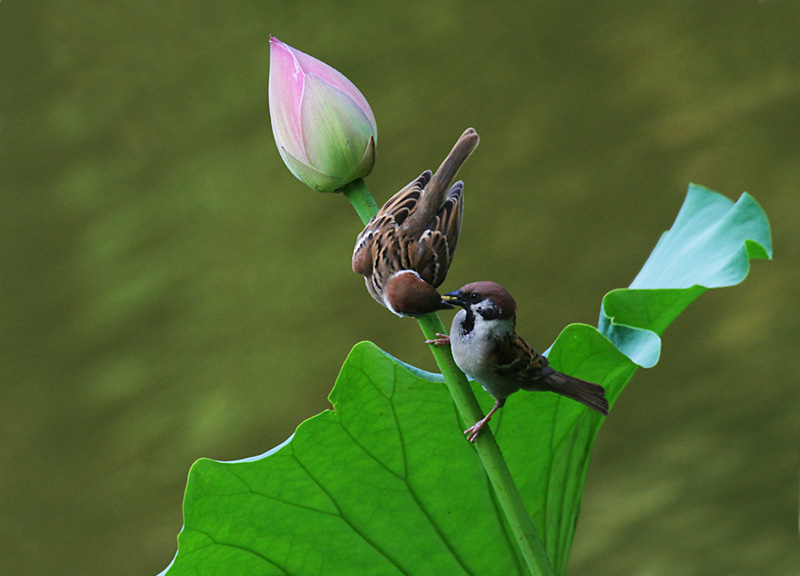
[
  {"xmin": 427, "ymin": 281, "xmax": 609, "ymax": 442},
  {"xmin": 352, "ymin": 128, "xmax": 480, "ymax": 316}
]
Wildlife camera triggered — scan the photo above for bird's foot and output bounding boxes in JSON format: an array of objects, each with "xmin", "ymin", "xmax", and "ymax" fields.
[
  {"xmin": 464, "ymin": 416, "xmax": 491, "ymax": 443},
  {"xmin": 463, "ymin": 399, "xmax": 505, "ymax": 442},
  {"xmin": 425, "ymin": 333, "xmax": 451, "ymax": 347}
]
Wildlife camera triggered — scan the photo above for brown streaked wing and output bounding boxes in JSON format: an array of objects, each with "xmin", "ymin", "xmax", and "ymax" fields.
[
  {"xmin": 375, "ymin": 170, "xmax": 430, "ymax": 227},
  {"xmin": 352, "ymin": 225, "xmax": 378, "ymax": 274},
  {"xmin": 411, "ymin": 182, "xmax": 464, "ymax": 286},
  {"xmin": 492, "ymin": 333, "xmax": 551, "ymax": 382},
  {"xmin": 351, "ymin": 171, "xmax": 430, "ymax": 275},
  {"xmin": 412, "ymin": 229, "xmax": 449, "ymax": 286},
  {"xmin": 437, "ymin": 181, "xmax": 465, "ymax": 261}
]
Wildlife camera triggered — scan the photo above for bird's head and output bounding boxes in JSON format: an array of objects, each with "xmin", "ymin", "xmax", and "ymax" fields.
[
  {"xmin": 442, "ymin": 281, "xmax": 517, "ymax": 324},
  {"xmin": 383, "ymin": 270, "xmax": 454, "ymax": 317}
]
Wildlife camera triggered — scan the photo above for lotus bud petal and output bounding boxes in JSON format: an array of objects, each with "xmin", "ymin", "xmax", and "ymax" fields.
[{"xmin": 269, "ymin": 37, "xmax": 377, "ymax": 192}]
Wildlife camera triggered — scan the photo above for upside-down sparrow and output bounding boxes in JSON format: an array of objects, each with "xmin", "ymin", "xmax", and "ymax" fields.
[{"xmin": 352, "ymin": 128, "xmax": 480, "ymax": 316}]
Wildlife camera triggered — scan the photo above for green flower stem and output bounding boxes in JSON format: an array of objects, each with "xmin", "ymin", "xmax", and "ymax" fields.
[
  {"xmin": 341, "ymin": 178, "xmax": 379, "ymax": 224},
  {"xmin": 341, "ymin": 178, "xmax": 554, "ymax": 576}
]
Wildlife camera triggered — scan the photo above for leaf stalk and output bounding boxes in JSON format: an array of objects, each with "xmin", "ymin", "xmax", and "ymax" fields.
[{"xmin": 341, "ymin": 178, "xmax": 555, "ymax": 576}]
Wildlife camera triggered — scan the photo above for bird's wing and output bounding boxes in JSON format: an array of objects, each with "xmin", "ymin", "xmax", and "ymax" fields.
[
  {"xmin": 411, "ymin": 181, "xmax": 464, "ymax": 287},
  {"xmin": 352, "ymin": 171, "xmax": 431, "ymax": 275},
  {"xmin": 493, "ymin": 331, "xmax": 608, "ymax": 414},
  {"xmin": 491, "ymin": 332, "xmax": 554, "ymax": 382}
]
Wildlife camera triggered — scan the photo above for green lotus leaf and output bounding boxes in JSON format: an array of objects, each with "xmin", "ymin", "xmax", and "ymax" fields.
[{"xmin": 162, "ymin": 184, "xmax": 771, "ymax": 576}]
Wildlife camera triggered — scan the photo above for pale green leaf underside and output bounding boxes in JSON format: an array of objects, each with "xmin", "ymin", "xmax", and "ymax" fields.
[
  {"xmin": 163, "ymin": 185, "xmax": 771, "ymax": 576},
  {"xmin": 599, "ymin": 184, "xmax": 772, "ymax": 368}
]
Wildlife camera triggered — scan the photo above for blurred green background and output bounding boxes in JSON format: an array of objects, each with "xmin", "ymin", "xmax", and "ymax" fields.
[{"xmin": 2, "ymin": 1, "xmax": 798, "ymax": 574}]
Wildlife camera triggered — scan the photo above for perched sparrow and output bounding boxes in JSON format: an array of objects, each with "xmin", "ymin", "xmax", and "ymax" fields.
[
  {"xmin": 428, "ymin": 281, "xmax": 609, "ymax": 442},
  {"xmin": 352, "ymin": 128, "xmax": 480, "ymax": 316}
]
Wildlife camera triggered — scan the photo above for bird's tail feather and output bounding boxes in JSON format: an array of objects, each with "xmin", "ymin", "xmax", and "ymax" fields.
[
  {"xmin": 402, "ymin": 128, "xmax": 479, "ymax": 234},
  {"xmin": 545, "ymin": 372, "xmax": 609, "ymax": 415},
  {"xmin": 430, "ymin": 127, "xmax": 480, "ymax": 195}
]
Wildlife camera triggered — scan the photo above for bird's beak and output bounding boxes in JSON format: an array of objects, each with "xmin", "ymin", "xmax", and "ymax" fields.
[
  {"xmin": 437, "ymin": 298, "xmax": 454, "ymax": 310},
  {"xmin": 441, "ymin": 290, "xmax": 466, "ymax": 309}
]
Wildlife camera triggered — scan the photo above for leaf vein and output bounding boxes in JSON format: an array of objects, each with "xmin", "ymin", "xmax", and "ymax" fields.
[
  {"xmin": 292, "ymin": 452, "xmax": 412, "ymax": 576},
  {"xmin": 388, "ymin": 389, "xmax": 477, "ymax": 576},
  {"xmin": 188, "ymin": 528, "xmax": 291, "ymax": 575}
]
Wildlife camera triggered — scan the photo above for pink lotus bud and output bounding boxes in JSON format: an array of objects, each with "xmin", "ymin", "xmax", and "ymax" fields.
[{"xmin": 269, "ymin": 37, "xmax": 377, "ymax": 192}]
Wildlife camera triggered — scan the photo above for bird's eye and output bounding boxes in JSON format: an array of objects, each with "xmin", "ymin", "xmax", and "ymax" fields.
[{"xmin": 470, "ymin": 292, "xmax": 479, "ymax": 301}]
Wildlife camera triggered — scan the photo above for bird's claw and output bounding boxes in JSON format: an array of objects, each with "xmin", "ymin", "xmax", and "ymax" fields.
[
  {"xmin": 425, "ymin": 333, "xmax": 451, "ymax": 347},
  {"xmin": 463, "ymin": 419, "xmax": 488, "ymax": 443},
  {"xmin": 464, "ymin": 400, "xmax": 504, "ymax": 443}
]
